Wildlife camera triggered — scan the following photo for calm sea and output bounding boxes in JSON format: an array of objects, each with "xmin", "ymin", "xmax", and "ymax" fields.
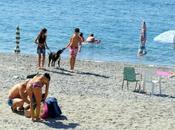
[{"xmin": 0, "ymin": 0, "xmax": 175, "ymax": 66}]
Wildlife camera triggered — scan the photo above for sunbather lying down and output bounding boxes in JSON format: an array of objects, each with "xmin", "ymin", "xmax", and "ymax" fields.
[
  {"xmin": 8, "ymin": 80, "xmax": 30, "ymax": 112},
  {"xmin": 170, "ymin": 72, "xmax": 175, "ymax": 78}
]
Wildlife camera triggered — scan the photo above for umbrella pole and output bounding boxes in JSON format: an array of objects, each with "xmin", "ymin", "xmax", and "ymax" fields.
[
  {"xmin": 14, "ymin": 26, "xmax": 20, "ymax": 78},
  {"xmin": 15, "ymin": 53, "xmax": 19, "ymax": 77}
]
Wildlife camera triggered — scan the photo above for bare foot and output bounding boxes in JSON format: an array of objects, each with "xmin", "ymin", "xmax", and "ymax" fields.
[{"xmin": 40, "ymin": 67, "xmax": 46, "ymax": 70}]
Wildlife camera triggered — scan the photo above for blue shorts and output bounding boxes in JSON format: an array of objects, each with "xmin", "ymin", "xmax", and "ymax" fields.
[
  {"xmin": 138, "ymin": 45, "xmax": 147, "ymax": 55},
  {"xmin": 37, "ymin": 47, "xmax": 45, "ymax": 55},
  {"xmin": 7, "ymin": 99, "xmax": 13, "ymax": 106}
]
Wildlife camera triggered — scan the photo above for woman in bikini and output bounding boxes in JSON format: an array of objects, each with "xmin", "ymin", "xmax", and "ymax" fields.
[
  {"xmin": 26, "ymin": 73, "xmax": 50, "ymax": 121},
  {"xmin": 35, "ymin": 28, "xmax": 49, "ymax": 69}
]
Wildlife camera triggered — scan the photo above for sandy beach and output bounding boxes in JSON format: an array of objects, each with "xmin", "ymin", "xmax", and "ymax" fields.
[{"xmin": 1, "ymin": 53, "xmax": 175, "ymax": 130}]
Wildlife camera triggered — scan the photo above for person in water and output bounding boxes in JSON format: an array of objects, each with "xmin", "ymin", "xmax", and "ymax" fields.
[
  {"xmin": 35, "ymin": 28, "xmax": 49, "ymax": 69},
  {"xmin": 26, "ymin": 73, "xmax": 50, "ymax": 121},
  {"xmin": 86, "ymin": 33, "xmax": 101, "ymax": 44},
  {"xmin": 79, "ymin": 32, "xmax": 85, "ymax": 52},
  {"xmin": 66, "ymin": 28, "xmax": 83, "ymax": 71},
  {"xmin": 8, "ymin": 80, "xmax": 30, "ymax": 112},
  {"xmin": 138, "ymin": 21, "xmax": 147, "ymax": 56},
  {"xmin": 79, "ymin": 32, "xmax": 85, "ymax": 42}
]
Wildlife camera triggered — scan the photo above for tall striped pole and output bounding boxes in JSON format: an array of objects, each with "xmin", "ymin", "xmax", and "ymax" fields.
[{"xmin": 14, "ymin": 26, "xmax": 20, "ymax": 53}]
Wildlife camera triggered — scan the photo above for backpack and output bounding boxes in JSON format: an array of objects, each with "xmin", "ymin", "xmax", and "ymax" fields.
[{"xmin": 45, "ymin": 97, "xmax": 62, "ymax": 118}]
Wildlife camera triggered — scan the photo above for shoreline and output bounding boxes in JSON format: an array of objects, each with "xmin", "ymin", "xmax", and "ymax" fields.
[{"xmin": 0, "ymin": 52, "xmax": 174, "ymax": 69}]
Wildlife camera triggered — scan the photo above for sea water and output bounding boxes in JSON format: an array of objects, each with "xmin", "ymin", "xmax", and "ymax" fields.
[{"xmin": 0, "ymin": 0, "xmax": 175, "ymax": 66}]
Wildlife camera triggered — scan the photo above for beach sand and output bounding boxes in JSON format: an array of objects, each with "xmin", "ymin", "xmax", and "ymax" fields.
[{"xmin": 1, "ymin": 53, "xmax": 175, "ymax": 130}]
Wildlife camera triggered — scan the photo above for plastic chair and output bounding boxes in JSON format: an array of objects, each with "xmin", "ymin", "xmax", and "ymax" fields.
[
  {"xmin": 122, "ymin": 67, "xmax": 141, "ymax": 90},
  {"xmin": 142, "ymin": 69, "xmax": 162, "ymax": 95}
]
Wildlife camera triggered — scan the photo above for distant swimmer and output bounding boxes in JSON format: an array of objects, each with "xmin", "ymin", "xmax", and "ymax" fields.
[
  {"xmin": 86, "ymin": 34, "xmax": 101, "ymax": 44},
  {"xmin": 138, "ymin": 21, "xmax": 147, "ymax": 56}
]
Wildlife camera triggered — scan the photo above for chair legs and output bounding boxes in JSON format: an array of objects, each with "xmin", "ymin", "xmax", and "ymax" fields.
[
  {"xmin": 159, "ymin": 81, "xmax": 162, "ymax": 95},
  {"xmin": 135, "ymin": 82, "xmax": 137, "ymax": 91},
  {"xmin": 135, "ymin": 81, "xmax": 138, "ymax": 91},
  {"xmin": 127, "ymin": 81, "xmax": 129, "ymax": 90},
  {"xmin": 151, "ymin": 82, "xmax": 155, "ymax": 95},
  {"xmin": 121, "ymin": 80, "xmax": 129, "ymax": 90},
  {"xmin": 122, "ymin": 80, "xmax": 141, "ymax": 91},
  {"xmin": 122, "ymin": 80, "xmax": 124, "ymax": 90}
]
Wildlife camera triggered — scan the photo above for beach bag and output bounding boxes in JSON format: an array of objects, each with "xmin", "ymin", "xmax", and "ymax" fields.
[
  {"xmin": 45, "ymin": 97, "xmax": 62, "ymax": 118},
  {"xmin": 40, "ymin": 102, "xmax": 49, "ymax": 119}
]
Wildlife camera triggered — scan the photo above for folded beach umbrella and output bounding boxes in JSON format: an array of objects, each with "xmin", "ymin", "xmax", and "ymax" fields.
[
  {"xmin": 154, "ymin": 30, "xmax": 175, "ymax": 44},
  {"xmin": 14, "ymin": 26, "xmax": 20, "ymax": 53}
]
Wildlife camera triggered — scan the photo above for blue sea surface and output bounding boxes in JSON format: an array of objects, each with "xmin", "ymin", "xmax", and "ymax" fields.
[{"xmin": 0, "ymin": 0, "xmax": 175, "ymax": 66}]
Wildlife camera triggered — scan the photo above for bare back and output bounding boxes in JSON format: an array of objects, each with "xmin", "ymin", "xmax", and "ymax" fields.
[
  {"xmin": 70, "ymin": 34, "xmax": 82, "ymax": 48},
  {"xmin": 8, "ymin": 80, "xmax": 29, "ymax": 99},
  {"xmin": 86, "ymin": 36, "xmax": 95, "ymax": 42},
  {"xmin": 27, "ymin": 75, "xmax": 48, "ymax": 88}
]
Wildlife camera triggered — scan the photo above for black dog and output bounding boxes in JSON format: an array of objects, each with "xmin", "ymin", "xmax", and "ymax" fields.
[{"xmin": 48, "ymin": 48, "xmax": 65, "ymax": 67}]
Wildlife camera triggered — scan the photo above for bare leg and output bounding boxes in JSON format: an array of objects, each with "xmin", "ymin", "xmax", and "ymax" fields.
[
  {"xmin": 12, "ymin": 98, "xmax": 24, "ymax": 111},
  {"xmin": 72, "ymin": 56, "xmax": 76, "ymax": 70},
  {"xmin": 41, "ymin": 54, "xmax": 45, "ymax": 68},
  {"xmin": 26, "ymin": 87, "xmax": 35, "ymax": 121},
  {"xmin": 38, "ymin": 54, "xmax": 41, "ymax": 68},
  {"xmin": 70, "ymin": 55, "xmax": 74, "ymax": 70},
  {"xmin": 33, "ymin": 87, "xmax": 42, "ymax": 121}
]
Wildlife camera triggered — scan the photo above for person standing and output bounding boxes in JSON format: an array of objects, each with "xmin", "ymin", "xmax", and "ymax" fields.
[
  {"xmin": 35, "ymin": 28, "xmax": 48, "ymax": 69},
  {"xmin": 65, "ymin": 28, "xmax": 82, "ymax": 71},
  {"xmin": 138, "ymin": 21, "xmax": 147, "ymax": 56},
  {"xmin": 26, "ymin": 73, "xmax": 50, "ymax": 121}
]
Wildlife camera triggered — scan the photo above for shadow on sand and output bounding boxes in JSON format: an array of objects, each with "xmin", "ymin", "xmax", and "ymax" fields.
[
  {"xmin": 45, "ymin": 69, "xmax": 73, "ymax": 76},
  {"xmin": 46, "ymin": 67, "xmax": 110, "ymax": 78},
  {"xmin": 41, "ymin": 115, "xmax": 80, "ymax": 129},
  {"xmin": 133, "ymin": 90, "xmax": 175, "ymax": 99},
  {"xmin": 12, "ymin": 112, "xmax": 79, "ymax": 129},
  {"xmin": 76, "ymin": 71, "xmax": 110, "ymax": 78}
]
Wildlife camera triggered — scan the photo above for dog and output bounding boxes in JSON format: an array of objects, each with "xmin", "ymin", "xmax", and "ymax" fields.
[{"xmin": 48, "ymin": 48, "xmax": 65, "ymax": 67}]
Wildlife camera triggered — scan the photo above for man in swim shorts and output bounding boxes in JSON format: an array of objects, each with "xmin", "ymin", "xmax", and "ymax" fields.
[
  {"xmin": 8, "ymin": 80, "xmax": 30, "ymax": 111},
  {"xmin": 65, "ymin": 28, "xmax": 82, "ymax": 71}
]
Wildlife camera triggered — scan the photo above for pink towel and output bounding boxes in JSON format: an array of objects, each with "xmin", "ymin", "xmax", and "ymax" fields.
[{"xmin": 156, "ymin": 70, "xmax": 172, "ymax": 77}]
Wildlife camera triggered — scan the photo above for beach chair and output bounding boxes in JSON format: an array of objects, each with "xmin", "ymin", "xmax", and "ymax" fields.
[
  {"xmin": 143, "ymin": 69, "xmax": 173, "ymax": 95},
  {"xmin": 121, "ymin": 67, "xmax": 141, "ymax": 90}
]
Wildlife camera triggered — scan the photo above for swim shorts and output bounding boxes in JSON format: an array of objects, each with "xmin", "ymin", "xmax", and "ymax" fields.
[
  {"xmin": 7, "ymin": 99, "xmax": 13, "ymax": 106},
  {"xmin": 70, "ymin": 47, "xmax": 78, "ymax": 56},
  {"xmin": 37, "ymin": 47, "xmax": 46, "ymax": 55},
  {"xmin": 138, "ymin": 45, "xmax": 147, "ymax": 55}
]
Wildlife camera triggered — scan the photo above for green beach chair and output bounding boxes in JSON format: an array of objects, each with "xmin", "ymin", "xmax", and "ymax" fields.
[{"xmin": 122, "ymin": 67, "xmax": 141, "ymax": 90}]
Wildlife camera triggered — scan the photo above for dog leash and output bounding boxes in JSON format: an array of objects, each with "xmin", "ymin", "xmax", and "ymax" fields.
[{"xmin": 47, "ymin": 47, "xmax": 52, "ymax": 53}]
